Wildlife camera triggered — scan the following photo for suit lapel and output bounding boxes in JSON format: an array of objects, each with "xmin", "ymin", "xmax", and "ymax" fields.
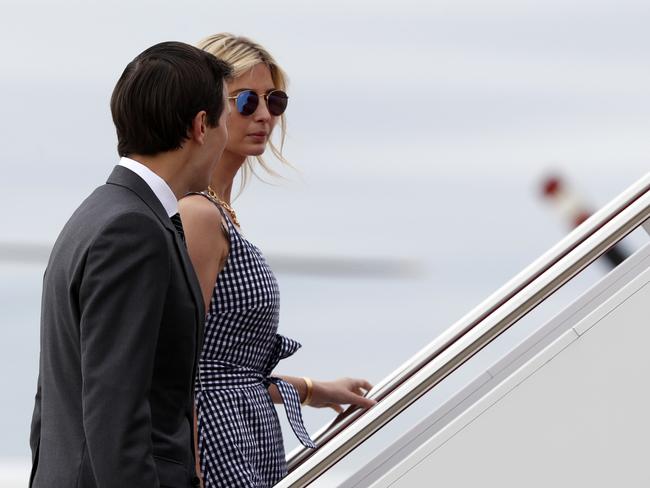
[{"xmin": 106, "ymin": 166, "xmax": 205, "ymax": 346}]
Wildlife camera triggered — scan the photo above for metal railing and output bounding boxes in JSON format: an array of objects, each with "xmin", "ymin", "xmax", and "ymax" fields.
[{"xmin": 277, "ymin": 172, "xmax": 650, "ymax": 487}]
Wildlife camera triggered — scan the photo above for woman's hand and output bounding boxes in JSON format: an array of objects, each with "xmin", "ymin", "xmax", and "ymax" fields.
[{"xmin": 309, "ymin": 378, "xmax": 377, "ymax": 413}]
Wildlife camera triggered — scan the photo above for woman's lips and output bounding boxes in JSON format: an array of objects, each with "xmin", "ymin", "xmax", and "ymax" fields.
[{"xmin": 248, "ymin": 133, "xmax": 267, "ymax": 141}]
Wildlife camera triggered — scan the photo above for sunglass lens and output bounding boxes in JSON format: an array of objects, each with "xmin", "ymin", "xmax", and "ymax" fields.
[
  {"xmin": 267, "ymin": 90, "xmax": 288, "ymax": 116},
  {"xmin": 236, "ymin": 90, "xmax": 258, "ymax": 116}
]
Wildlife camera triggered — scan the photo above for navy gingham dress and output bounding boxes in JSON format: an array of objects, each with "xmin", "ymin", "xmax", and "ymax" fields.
[{"xmin": 195, "ymin": 194, "xmax": 316, "ymax": 487}]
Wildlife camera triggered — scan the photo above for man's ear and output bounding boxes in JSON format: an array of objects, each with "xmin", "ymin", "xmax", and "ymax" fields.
[{"xmin": 189, "ymin": 111, "xmax": 208, "ymax": 145}]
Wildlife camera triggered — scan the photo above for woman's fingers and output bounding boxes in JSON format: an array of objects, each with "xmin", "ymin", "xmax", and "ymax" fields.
[
  {"xmin": 351, "ymin": 394, "xmax": 377, "ymax": 409},
  {"xmin": 328, "ymin": 403, "xmax": 344, "ymax": 414},
  {"xmin": 349, "ymin": 379, "xmax": 376, "ymax": 408},
  {"xmin": 341, "ymin": 387, "xmax": 377, "ymax": 409},
  {"xmin": 308, "ymin": 378, "xmax": 377, "ymax": 411},
  {"xmin": 357, "ymin": 379, "xmax": 373, "ymax": 393}
]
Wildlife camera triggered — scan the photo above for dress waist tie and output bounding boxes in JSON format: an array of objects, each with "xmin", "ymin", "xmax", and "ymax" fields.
[{"xmin": 197, "ymin": 334, "xmax": 316, "ymax": 449}]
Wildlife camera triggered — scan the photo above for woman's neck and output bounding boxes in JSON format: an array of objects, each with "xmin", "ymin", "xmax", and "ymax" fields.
[{"xmin": 209, "ymin": 151, "xmax": 246, "ymax": 204}]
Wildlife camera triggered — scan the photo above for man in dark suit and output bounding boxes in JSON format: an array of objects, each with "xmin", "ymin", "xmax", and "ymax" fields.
[{"xmin": 29, "ymin": 42, "xmax": 232, "ymax": 487}]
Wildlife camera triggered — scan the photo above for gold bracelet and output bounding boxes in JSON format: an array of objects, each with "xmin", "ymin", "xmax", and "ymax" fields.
[{"xmin": 301, "ymin": 377, "xmax": 313, "ymax": 406}]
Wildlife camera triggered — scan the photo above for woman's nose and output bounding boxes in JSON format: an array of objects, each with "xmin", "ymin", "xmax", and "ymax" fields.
[{"xmin": 253, "ymin": 98, "xmax": 272, "ymax": 121}]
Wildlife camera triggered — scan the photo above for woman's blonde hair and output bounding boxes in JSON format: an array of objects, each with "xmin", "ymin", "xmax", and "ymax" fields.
[{"xmin": 197, "ymin": 33, "xmax": 290, "ymax": 192}]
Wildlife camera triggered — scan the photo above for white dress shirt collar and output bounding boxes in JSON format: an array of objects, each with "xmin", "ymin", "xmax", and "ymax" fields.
[{"xmin": 118, "ymin": 157, "xmax": 178, "ymax": 218}]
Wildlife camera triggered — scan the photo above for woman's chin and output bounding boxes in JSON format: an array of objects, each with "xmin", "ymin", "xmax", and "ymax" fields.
[{"xmin": 245, "ymin": 144, "xmax": 267, "ymax": 157}]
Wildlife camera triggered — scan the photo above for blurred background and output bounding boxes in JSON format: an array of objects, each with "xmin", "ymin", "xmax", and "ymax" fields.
[{"xmin": 1, "ymin": 0, "xmax": 649, "ymax": 484}]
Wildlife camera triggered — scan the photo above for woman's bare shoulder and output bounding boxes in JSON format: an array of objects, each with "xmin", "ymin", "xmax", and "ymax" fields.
[
  {"xmin": 179, "ymin": 194, "xmax": 221, "ymax": 225},
  {"xmin": 179, "ymin": 194, "xmax": 229, "ymax": 255}
]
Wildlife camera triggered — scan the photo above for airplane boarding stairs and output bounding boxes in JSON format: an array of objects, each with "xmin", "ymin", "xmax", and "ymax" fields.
[{"xmin": 276, "ymin": 173, "xmax": 650, "ymax": 488}]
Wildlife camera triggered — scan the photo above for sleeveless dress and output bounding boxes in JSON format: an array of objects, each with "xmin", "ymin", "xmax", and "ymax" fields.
[{"xmin": 195, "ymin": 194, "xmax": 316, "ymax": 488}]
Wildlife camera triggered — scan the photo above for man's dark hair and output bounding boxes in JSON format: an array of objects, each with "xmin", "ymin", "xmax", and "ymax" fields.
[{"xmin": 110, "ymin": 41, "xmax": 233, "ymax": 157}]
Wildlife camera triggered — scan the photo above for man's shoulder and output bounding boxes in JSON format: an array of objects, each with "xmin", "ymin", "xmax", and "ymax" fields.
[
  {"xmin": 47, "ymin": 182, "xmax": 171, "ymax": 276},
  {"xmin": 55, "ymin": 183, "xmax": 165, "ymax": 251},
  {"xmin": 92, "ymin": 180, "xmax": 148, "ymax": 208},
  {"xmin": 75, "ymin": 182, "xmax": 156, "ymax": 222}
]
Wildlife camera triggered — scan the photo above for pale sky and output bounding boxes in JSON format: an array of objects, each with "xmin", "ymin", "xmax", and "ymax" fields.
[{"xmin": 0, "ymin": 0, "xmax": 649, "ymax": 468}]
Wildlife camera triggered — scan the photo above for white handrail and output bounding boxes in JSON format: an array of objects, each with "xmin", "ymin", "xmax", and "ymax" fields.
[{"xmin": 279, "ymin": 173, "xmax": 650, "ymax": 487}]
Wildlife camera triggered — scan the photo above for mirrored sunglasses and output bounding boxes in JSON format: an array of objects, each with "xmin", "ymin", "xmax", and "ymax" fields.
[{"xmin": 227, "ymin": 89, "xmax": 289, "ymax": 116}]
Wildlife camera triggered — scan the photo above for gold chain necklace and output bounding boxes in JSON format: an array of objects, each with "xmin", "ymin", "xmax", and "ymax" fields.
[{"xmin": 207, "ymin": 186, "xmax": 241, "ymax": 227}]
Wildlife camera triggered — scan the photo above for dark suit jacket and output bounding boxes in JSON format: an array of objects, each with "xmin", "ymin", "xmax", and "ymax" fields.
[{"xmin": 30, "ymin": 166, "xmax": 205, "ymax": 487}]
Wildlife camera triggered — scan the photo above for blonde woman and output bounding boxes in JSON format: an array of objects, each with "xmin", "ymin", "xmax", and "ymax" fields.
[{"xmin": 179, "ymin": 33, "xmax": 375, "ymax": 487}]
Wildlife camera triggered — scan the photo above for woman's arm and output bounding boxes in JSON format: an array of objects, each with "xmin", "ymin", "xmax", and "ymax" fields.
[
  {"xmin": 270, "ymin": 376, "xmax": 376, "ymax": 412},
  {"xmin": 180, "ymin": 195, "xmax": 228, "ymax": 485},
  {"xmin": 179, "ymin": 195, "xmax": 228, "ymax": 309},
  {"xmin": 193, "ymin": 406, "xmax": 202, "ymax": 487}
]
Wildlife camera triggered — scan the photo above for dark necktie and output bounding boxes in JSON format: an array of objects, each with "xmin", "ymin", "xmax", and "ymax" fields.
[{"xmin": 170, "ymin": 213, "xmax": 186, "ymax": 245}]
